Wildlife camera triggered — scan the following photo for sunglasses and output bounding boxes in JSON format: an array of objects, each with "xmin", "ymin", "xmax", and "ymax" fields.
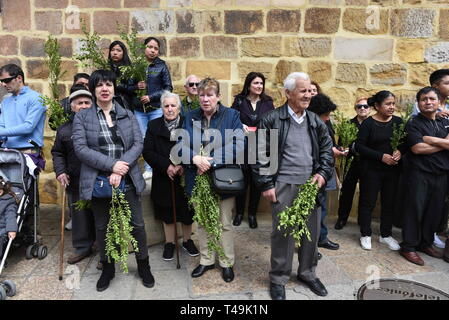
[
  {"xmin": 0, "ymin": 75, "xmax": 17, "ymax": 84},
  {"xmin": 188, "ymin": 82, "xmax": 199, "ymax": 88},
  {"xmin": 356, "ymin": 104, "xmax": 369, "ymax": 109}
]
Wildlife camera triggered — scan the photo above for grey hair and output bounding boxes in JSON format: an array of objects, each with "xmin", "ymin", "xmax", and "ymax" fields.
[
  {"xmin": 160, "ymin": 91, "xmax": 181, "ymax": 109},
  {"xmin": 185, "ymin": 74, "xmax": 200, "ymax": 85},
  {"xmin": 283, "ymin": 72, "xmax": 310, "ymax": 91}
]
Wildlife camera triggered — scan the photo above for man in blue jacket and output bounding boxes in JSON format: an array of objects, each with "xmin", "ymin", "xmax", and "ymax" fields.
[{"xmin": 0, "ymin": 64, "xmax": 46, "ymax": 152}]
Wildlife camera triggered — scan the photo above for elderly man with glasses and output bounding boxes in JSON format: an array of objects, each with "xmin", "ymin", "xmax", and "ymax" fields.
[{"xmin": 181, "ymin": 75, "xmax": 201, "ymax": 115}]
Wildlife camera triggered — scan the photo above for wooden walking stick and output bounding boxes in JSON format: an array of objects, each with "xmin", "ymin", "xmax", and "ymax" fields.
[
  {"xmin": 59, "ymin": 187, "xmax": 66, "ymax": 280},
  {"xmin": 170, "ymin": 179, "xmax": 181, "ymax": 269}
]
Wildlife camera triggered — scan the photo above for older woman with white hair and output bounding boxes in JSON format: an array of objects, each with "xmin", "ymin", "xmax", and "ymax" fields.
[{"xmin": 142, "ymin": 91, "xmax": 199, "ymax": 261}]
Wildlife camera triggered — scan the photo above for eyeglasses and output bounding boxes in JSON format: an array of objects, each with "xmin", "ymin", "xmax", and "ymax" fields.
[
  {"xmin": 188, "ymin": 82, "xmax": 199, "ymax": 88},
  {"xmin": 356, "ymin": 104, "xmax": 369, "ymax": 109},
  {"xmin": 0, "ymin": 75, "xmax": 17, "ymax": 84}
]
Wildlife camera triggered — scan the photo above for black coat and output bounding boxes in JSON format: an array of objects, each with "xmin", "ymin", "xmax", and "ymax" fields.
[
  {"xmin": 142, "ymin": 116, "xmax": 190, "ymax": 210},
  {"xmin": 231, "ymin": 95, "xmax": 274, "ymax": 127}
]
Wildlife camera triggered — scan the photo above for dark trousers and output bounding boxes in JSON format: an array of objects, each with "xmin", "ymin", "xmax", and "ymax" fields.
[
  {"xmin": 358, "ymin": 167, "xmax": 399, "ymax": 237},
  {"xmin": 401, "ymin": 168, "xmax": 446, "ymax": 252},
  {"xmin": 235, "ymin": 167, "xmax": 261, "ymax": 217},
  {"xmin": 337, "ymin": 162, "xmax": 361, "ymax": 222},
  {"xmin": 91, "ymin": 188, "xmax": 148, "ymax": 262},
  {"xmin": 67, "ymin": 190, "xmax": 96, "ymax": 254}
]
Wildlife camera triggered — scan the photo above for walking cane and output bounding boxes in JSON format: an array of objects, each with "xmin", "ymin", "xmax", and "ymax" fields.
[
  {"xmin": 170, "ymin": 179, "xmax": 181, "ymax": 269},
  {"xmin": 59, "ymin": 187, "xmax": 66, "ymax": 280}
]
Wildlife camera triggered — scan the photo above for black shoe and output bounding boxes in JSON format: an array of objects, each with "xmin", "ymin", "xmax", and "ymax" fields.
[
  {"xmin": 318, "ymin": 238, "xmax": 340, "ymax": 250},
  {"xmin": 182, "ymin": 239, "xmax": 199, "ymax": 257},
  {"xmin": 270, "ymin": 282, "xmax": 286, "ymax": 300},
  {"xmin": 191, "ymin": 264, "xmax": 215, "ymax": 278},
  {"xmin": 297, "ymin": 277, "xmax": 328, "ymax": 297},
  {"xmin": 222, "ymin": 267, "xmax": 234, "ymax": 283},
  {"xmin": 233, "ymin": 214, "xmax": 243, "ymax": 226},
  {"xmin": 334, "ymin": 219, "xmax": 346, "ymax": 230},
  {"xmin": 136, "ymin": 257, "xmax": 155, "ymax": 288},
  {"xmin": 248, "ymin": 215, "xmax": 258, "ymax": 229},
  {"xmin": 317, "ymin": 252, "xmax": 322, "ymax": 260},
  {"xmin": 96, "ymin": 261, "xmax": 115, "ymax": 292},
  {"xmin": 162, "ymin": 242, "xmax": 175, "ymax": 261}
]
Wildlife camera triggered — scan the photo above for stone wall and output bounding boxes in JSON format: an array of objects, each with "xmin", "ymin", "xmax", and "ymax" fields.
[{"xmin": 1, "ymin": 0, "xmax": 449, "ymax": 203}]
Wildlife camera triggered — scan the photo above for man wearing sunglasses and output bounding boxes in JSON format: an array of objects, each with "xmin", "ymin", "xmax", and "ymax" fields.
[
  {"xmin": 0, "ymin": 64, "xmax": 46, "ymax": 152},
  {"xmin": 181, "ymin": 75, "xmax": 201, "ymax": 115}
]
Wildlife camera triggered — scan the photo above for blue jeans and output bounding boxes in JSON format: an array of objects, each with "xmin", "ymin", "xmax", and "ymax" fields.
[
  {"xmin": 320, "ymin": 170, "xmax": 337, "ymax": 242},
  {"xmin": 134, "ymin": 108, "xmax": 163, "ymax": 172}
]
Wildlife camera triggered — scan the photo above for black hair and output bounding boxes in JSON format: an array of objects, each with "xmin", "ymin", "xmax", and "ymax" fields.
[
  {"xmin": 416, "ymin": 86, "xmax": 443, "ymax": 102},
  {"xmin": 144, "ymin": 37, "xmax": 160, "ymax": 47},
  {"xmin": 429, "ymin": 69, "xmax": 449, "ymax": 86},
  {"xmin": 88, "ymin": 69, "xmax": 117, "ymax": 95},
  {"xmin": 108, "ymin": 40, "xmax": 132, "ymax": 69},
  {"xmin": 308, "ymin": 93, "xmax": 337, "ymax": 115},
  {"xmin": 73, "ymin": 73, "xmax": 90, "ymax": 85},
  {"xmin": 70, "ymin": 84, "xmax": 90, "ymax": 94},
  {"xmin": 367, "ymin": 90, "xmax": 395, "ymax": 110},
  {"xmin": 0, "ymin": 176, "xmax": 19, "ymax": 204},
  {"xmin": 236, "ymin": 72, "xmax": 272, "ymax": 101},
  {"xmin": 0, "ymin": 64, "xmax": 25, "ymax": 84}
]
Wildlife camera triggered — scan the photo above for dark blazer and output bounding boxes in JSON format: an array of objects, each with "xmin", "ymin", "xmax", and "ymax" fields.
[
  {"xmin": 231, "ymin": 95, "xmax": 275, "ymax": 127},
  {"xmin": 142, "ymin": 116, "xmax": 188, "ymax": 208}
]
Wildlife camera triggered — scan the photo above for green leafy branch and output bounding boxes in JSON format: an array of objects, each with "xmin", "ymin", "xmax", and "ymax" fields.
[
  {"xmin": 334, "ymin": 111, "xmax": 358, "ymax": 183},
  {"xmin": 74, "ymin": 23, "xmax": 109, "ymax": 70},
  {"xmin": 390, "ymin": 102, "xmax": 414, "ymax": 151},
  {"xmin": 73, "ymin": 199, "xmax": 92, "ymax": 211},
  {"xmin": 277, "ymin": 178, "xmax": 319, "ymax": 247},
  {"xmin": 106, "ymin": 188, "xmax": 138, "ymax": 273}
]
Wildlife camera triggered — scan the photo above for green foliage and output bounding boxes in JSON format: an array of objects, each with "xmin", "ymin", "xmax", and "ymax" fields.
[
  {"xmin": 73, "ymin": 199, "xmax": 92, "ymax": 211},
  {"xmin": 41, "ymin": 95, "xmax": 70, "ymax": 130},
  {"xmin": 44, "ymin": 35, "xmax": 65, "ymax": 101},
  {"xmin": 391, "ymin": 102, "xmax": 414, "ymax": 151},
  {"xmin": 117, "ymin": 25, "xmax": 147, "ymax": 98},
  {"xmin": 74, "ymin": 23, "xmax": 109, "ymax": 70},
  {"xmin": 189, "ymin": 173, "xmax": 230, "ymax": 266},
  {"xmin": 106, "ymin": 188, "xmax": 138, "ymax": 273},
  {"xmin": 277, "ymin": 178, "xmax": 319, "ymax": 247},
  {"xmin": 333, "ymin": 111, "xmax": 359, "ymax": 183}
]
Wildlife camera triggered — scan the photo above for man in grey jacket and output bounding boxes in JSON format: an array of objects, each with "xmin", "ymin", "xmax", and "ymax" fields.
[{"xmin": 253, "ymin": 72, "xmax": 333, "ymax": 300}]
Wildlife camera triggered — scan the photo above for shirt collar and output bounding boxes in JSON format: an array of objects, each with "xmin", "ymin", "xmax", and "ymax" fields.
[
  {"xmin": 96, "ymin": 103, "xmax": 116, "ymax": 114},
  {"xmin": 287, "ymin": 105, "xmax": 306, "ymax": 120}
]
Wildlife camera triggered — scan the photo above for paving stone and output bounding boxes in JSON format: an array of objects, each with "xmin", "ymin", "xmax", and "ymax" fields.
[
  {"xmin": 133, "ymin": 269, "xmax": 190, "ymax": 299},
  {"xmin": 73, "ymin": 273, "xmax": 135, "ymax": 300},
  {"xmin": 396, "ymin": 272, "xmax": 449, "ymax": 294},
  {"xmin": 12, "ymin": 275, "xmax": 73, "ymax": 300}
]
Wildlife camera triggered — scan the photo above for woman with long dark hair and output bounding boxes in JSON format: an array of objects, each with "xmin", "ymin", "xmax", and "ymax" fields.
[
  {"xmin": 231, "ymin": 72, "xmax": 274, "ymax": 229},
  {"xmin": 107, "ymin": 40, "xmax": 140, "ymax": 112},
  {"xmin": 355, "ymin": 90, "xmax": 404, "ymax": 251}
]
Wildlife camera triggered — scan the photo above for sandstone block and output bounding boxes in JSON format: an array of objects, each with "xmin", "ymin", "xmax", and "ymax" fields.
[
  {"xmin": 64, "ymin": 12, "xmax": 91, "ymax": 34},
  {"xmin": 72, "ymin": 0, "xmax": 121, "ymax": 7},
  {"xmin": 26, "ymin": 60, "xmax": 49, "ymax": 80},
  {"xmin": 166, "ymin": 61, "xmax": 182, "ymax": 81},
  {"xmin": 402, "ymin": 0, "xmax": 421, "ymax": 3},
  {"xmin": 271, "ymin": 0, "xmax": 306, "ymax": 5},
  {"xmin": 176, "ymin": 10, "xmax": 222, "ymax": 34},
  {"xmin": 370, "ymin": 63, "xmax": 407, "ymax": 86},
  {"xmin": 167, "ymin": 0, "xmax": 192, "ymax": 6},
  {"xmin": 60, "ymin": 61, "xmax": 79, "ymax": 81},
  {"xmin": 94, "ymin": 11, "xmax": 129, "ymax": 35},
  {"xmin": 58, "ymin": 38, "xmax": 73, "ymax": 58},
  {"xmin": 336, "ymin": 63, "xmax": 367, "ymax": 85},
  {"xmin": 35, "ymin": 0, "xmax": 68, "ymax": 8},
  {"xmin": 327, "ymin": 87, "xmax": 352, "ymax": 110},
  {"xmin": 343, "ymin": 8, "xmax": 388, "ymax": 35},
  {"xmin": 0, "ymin": 36, "xmax": 19, "ymax": 56},
  {"xmin": 27, "ymin": 83, "xmax": 43, "ymax": 95},
  {"xmin": 440, "ymin": 10, "xmax": 449, "ymax": 40},
  {"xmin": 21, "ymin": 37, "xmax": 46, "ymax": 57},
  {"xmin": 242, "ymin": 37, "xmax": 282, "ymax": 57},
  {"xmin": 224, "ymin": 10, "xmax": 263, "ymax": 35},
  {"xmin": 39, "ymin": 172, "xmax": 58, "ymax": 204},
  {"xmin": 396, "ymin": 41, "xmax": 424, "ymax": 63},
  {"xmin": 334, "ymin": 37, "xmax": 393, "ymax": 61},
  {"xmin": 186, "ymin": 61, "xmax": 231, "ymax": 80},
  {"xmin": 371, "ymin": 0, "xmax": 400, "ymax": 5},
  {"xmin": 132, "ymin": 10, "xmax": 175, "ymax": 34},
  {"xmin": 267, "ymin": 10, "xmax": 301, "ymax": 33},
  {"xmin": 35, "ymin": 11, "xmax": 63, "ymax": 34},
  {"xmin": 237, "ymin": 62, "xmax": 273, "ymax": 82},
  {"xmin": 307, "ymin": 61, "xmax": 332, "ymax": 84},
  {"xmin": 409, "ymin": 64, "xmax": 439, "ymax": 87},
  {"xmin": 424, "ymin": 42, "xmax": 449, "ymax": 63},
  {"xmin": 284, "ymin": 37, "xmax": 331, "ymax": 57},
  {"xmin": 0, "ymin": 58, "xmax": 22, "ymax": 69},
  {"xmin": 345, "ymin": 0, "xmax": 368, "ymax": 5},
  {"xmin": 235, "ymin": 0, "xmax": 270, "ymax": 5},
  {"xmin": 304, "ymin": 8, "xmax": 340, "ymax": 34},
  {"xmin": 203, "ymin": 36, "xmax": 238, "ymax": 59},
  {"xmin": 194, "ymin": 0, "xmax": 232, "ymax": 5},
  {"xmin": 310, "ymin": 0, "xmax": 343, "ymax": 4},
  {"xmin": 169, "ymin": 37, "xmax": 200, "ymax": 58},
  {"xmin": 124, "ymin": 0, "xmax": 161, "ymax": 7},
  {"xmin": 275, "ymin": 60, "xmax": 303, "ymax": 85},
  {"xmin": 2, "ymin": 0, "xmax": 31, "ymax": 31},
  {"xmin": 391, "ymin": 9, "xmax": 435, "ymax": 38}
]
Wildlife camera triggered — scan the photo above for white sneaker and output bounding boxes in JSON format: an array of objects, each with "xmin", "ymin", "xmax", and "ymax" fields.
[
  {"xmin": 379, "ymin": 236, "xmax": 400, "ymax": 251},
  {"xmin": 434, "ymin": 233, "xmax": 446, "ymax": 249},
  {"xmin": 142, "ymin": 171, "xmax": 153, "ymax": 180},
  {"xmin": 65, "ymin": 219, "xmax": 72, "ymax": 231},
  {"xmin": 360, "ymin": 236, "xmax": 372, "ymax": 250}
]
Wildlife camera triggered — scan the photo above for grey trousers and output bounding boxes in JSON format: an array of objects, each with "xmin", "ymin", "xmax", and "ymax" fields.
[{"xmin": 270, "ymin": 181, "xmax": 321, "ymax": 285}]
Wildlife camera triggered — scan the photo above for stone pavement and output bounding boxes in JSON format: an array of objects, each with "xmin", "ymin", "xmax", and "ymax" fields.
[{"xmin": 1, "ymin": 203, "xmax": 449, "ymax": 300}]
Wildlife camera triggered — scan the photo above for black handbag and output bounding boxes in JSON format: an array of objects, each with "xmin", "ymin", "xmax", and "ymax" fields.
[{"xmin": 206, "ymin": 107, "xmax": 245, "ymax": 195}]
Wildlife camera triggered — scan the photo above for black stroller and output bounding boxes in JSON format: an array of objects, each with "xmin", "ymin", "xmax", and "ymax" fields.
[{"xmin": 0, "ymin": 147, "xmax": 48, "ymax": 300}]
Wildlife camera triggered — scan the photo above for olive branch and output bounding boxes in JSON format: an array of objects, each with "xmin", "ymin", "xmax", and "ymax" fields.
[
  {"xmin": 334, "ymin": 111, "xmax": 358, "ymax": 183},
  {"xmin": 391, "ymin": 102, "xmax": 414, "ymax": 151},
  {"xmin": 74, "ymin": 22, "xmax": 109, "ymax": 70}
]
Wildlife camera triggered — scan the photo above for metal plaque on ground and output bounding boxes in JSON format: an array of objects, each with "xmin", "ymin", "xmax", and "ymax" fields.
[{"xmin": 357, "ymin": 279, "xmax": 449, "ymax": 300}]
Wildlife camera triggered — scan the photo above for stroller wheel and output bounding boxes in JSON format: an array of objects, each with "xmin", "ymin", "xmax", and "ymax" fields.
[
  {"xmin": 0, "ymin": 286, "xmax": 6, "ymax": 300},
  {"xmin": 37, "ymin": 245, "xmax": 47, "ymax": 260},
  {"xmin": 26, "ymin": 244, "xmax": 38, "ymax": 259},
  {"xmin": 3, "ymin": 280, "xmax": 16, "ymax": 297}
]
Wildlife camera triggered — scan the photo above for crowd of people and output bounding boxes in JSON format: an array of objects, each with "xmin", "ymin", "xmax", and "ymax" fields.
[{"xmin": 0, "ymin": 35, "xmax": 449, "ymax": 300}]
